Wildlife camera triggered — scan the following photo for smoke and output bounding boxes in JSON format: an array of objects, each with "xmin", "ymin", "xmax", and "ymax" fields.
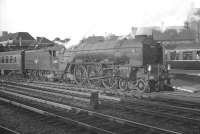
[
  {"xmin": 187, "ymin": 2, "xmax": 200, "ymax": 22},
  {"xmin": 189, "ymin": 12, "xmax": 200, "ymax": 22}
]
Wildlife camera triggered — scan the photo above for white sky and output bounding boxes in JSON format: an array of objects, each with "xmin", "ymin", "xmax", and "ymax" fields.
[{"xmin": 0, "ymin": 0, "xmax": 200, "ymax": 46}]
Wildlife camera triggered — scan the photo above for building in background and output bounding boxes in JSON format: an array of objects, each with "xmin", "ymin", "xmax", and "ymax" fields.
[
  {"xmin": 35, "ymin": 37, "xmax": 54, "ymax": 48},
  {"xmin": 152, "ymin": 27, "xmax": 195, "ymax": 42},
  {"xmin": 53, "ymin": 37, "xmax": 70, "ymax": 48},
  {"xmin": 187, "ymin": 8, "xmax": 200, "ymax": 42},
  {"xmin": 0, "ymin": 31, "xmax": 9, "ymax": 37},
  {"xmin": 0, "ymin": 32, "xmax": 36, "ymax": 51}
]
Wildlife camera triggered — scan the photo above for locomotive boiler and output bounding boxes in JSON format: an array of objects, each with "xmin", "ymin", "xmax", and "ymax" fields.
[{"xmin": 62, "ymin": 36, "xmax": 171, "ymax": 92}]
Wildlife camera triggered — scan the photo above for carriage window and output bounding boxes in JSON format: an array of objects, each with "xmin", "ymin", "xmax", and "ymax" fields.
[
  {"xmin": 183, "ymin": 51, "xmax": 193, "ymax": 60},
  {"xmin": 6, "ymin": 56, "xmax": 9, "ymax": 63},
  {"xmin": 2, "ymin": 56, "xmax": 4, "ymax": 63},
  {"xmin": 175, "ymin": 53, "xmax": 180, "ymax": 60},
  {"xmin": 14, "ymin": 57, "xmax": 17, "ymax": 63},
  {"xmin": 170, "ymin": 52, "xmax": 176, "ymax": 60},
  {"xmin": 170, "ymin": 51, "xmax": 180, "ymax": 60},
  {"xmin": 10, "ymin": 56, "xmax": 13, "ymax": 63}
]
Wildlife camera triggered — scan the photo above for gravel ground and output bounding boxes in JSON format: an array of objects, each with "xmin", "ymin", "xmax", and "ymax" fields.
[{"xmin": 0, "ymin": 102, "xmax": 93, "ymax": 134}]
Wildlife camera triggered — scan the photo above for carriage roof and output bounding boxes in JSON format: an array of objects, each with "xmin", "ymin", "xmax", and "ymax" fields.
[
  {"xmin": 165, "ymin": 42, "xmax": 200, "ymax": 51},
  {"xmin": 0, "ymin": 50, "xmax": 22, "ymax": 55}
]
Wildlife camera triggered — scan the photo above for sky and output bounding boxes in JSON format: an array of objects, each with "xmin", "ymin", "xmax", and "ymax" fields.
[{"xmin": 0, "ymin": 0, "xmax": 200, "ymax": 46}]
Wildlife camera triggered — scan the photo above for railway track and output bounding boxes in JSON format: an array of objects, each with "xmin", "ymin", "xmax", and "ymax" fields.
[
  {"xmin": 3, "ymin": 80, "xmax": 121, "ymax": 102},
  {"xmin": 2, "ymin": 80, "xmax": 200, "ymax": 133},
  {"xmin": 0, "ymin": 81, "xmax": 181, "ymax": 134},
  {"xmin": 8, "ymin": 80, "xmax": 200, "ymax": 110},
  {"xmin": 148, "ymin": 96, "xmax": 200, "ymax": 109},
  {"xmin": 102, "ymin": 100, "xmax": 200, "ymax": 132},
  {"xmin": 3, "ymin": 77, "xmax": 141, "ymax": 97},
  {"xmin": 0, "ymin": 125, "xmax": 20, "ymax": 134},
  {"xmin": 28, "ymin": 80, "xmax": 200, "ymax": 110}
]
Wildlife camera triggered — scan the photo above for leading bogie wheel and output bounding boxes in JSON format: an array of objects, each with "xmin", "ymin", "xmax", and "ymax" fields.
[
  {"xmin": 119, "ymin": 78, "xmax": 128, "ymax": 91},
  {"xmin": 136, "ymin": 79, "xmax": 148, "ymax": 92}
]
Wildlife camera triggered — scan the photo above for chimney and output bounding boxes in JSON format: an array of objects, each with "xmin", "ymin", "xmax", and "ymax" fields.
[
  {"xmin": 36, "ymin": 37, "xmax": 41, "ymax": 42},
  {"xmin": 131, "ymin": 27, "xmax": 137, "ymax": 38},
  {"xmin": 0, "ymin": 31, "xmax": 8, "ymax": 37}
]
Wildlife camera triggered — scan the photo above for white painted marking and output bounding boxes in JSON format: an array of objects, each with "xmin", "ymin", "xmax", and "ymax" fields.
[{"xmin": 173, "ymin": 86, "xmax": 199, "ymax": 93}]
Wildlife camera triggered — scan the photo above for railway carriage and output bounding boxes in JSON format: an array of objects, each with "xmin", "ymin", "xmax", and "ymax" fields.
[
  {"xmin": 0, "ymin": 50, "xmax": 24, "ymax": 75},
  {"xmin": 165, "ymin": 42, "xmax": 200, "ymax": 70},
  {"xmin": 62, "ymin": 36, "xmax": 171, "ymax": 92}
]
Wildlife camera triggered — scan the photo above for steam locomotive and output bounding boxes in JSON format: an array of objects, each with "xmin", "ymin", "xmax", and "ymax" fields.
[{"xmin": 0, "ymin": 36, "xmax": 172, "ymax": 92}]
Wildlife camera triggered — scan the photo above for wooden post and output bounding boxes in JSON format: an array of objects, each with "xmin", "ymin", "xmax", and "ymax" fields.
[{"xmin": 90, "ymin": 92, "xmax": 99, "ymax": 109}]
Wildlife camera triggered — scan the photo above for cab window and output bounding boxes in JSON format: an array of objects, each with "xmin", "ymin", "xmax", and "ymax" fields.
[
  {"xmin": 49, "ymin": 50, "xmax": 52, "ymax": 56},
  {"xmin": 53, "ymin": 50, "xmax": 56, "ymax": 57},
  {"xmin": 49, "ymin": 50, "xmax": 56, "ymax": 57}
]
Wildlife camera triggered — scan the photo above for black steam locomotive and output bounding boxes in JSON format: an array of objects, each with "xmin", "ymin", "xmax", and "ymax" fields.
[{"xmin": 0, "ymin": 36, "xmax": 172, "ymax": 92}]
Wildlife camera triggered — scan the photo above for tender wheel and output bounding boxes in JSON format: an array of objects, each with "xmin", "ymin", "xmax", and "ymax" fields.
[
  {"xmin": 74, "ymin": 65, "xmax": 88, "ymax": 86},
  {"xmin": 119, "ymin": 78, "xmax": 128, "ymax": 91},
  {"xmin": 102, "ymin": 69, "xmax": 118, "ymax": 89}
]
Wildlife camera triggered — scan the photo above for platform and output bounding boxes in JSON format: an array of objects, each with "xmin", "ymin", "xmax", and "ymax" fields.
[
  {"xmin": 170, "ymin": 69, "xmax": 200, "ymax": 76},
  {"xmin": 135, "ymin": 78, "xmax": 200, "ymax": 104},
  {"xmin": 172, "ymin": 79, "xmax": 200, "ymax": 93},
  {"xmin": 143, "ymin": 90, "xmax": 200, "ymax": 104}
]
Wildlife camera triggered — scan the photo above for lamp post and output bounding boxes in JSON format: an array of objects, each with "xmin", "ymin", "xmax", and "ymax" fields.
[{"xmin": 198, "ymin": 21, "xmax": 200, "ymax": 42}]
